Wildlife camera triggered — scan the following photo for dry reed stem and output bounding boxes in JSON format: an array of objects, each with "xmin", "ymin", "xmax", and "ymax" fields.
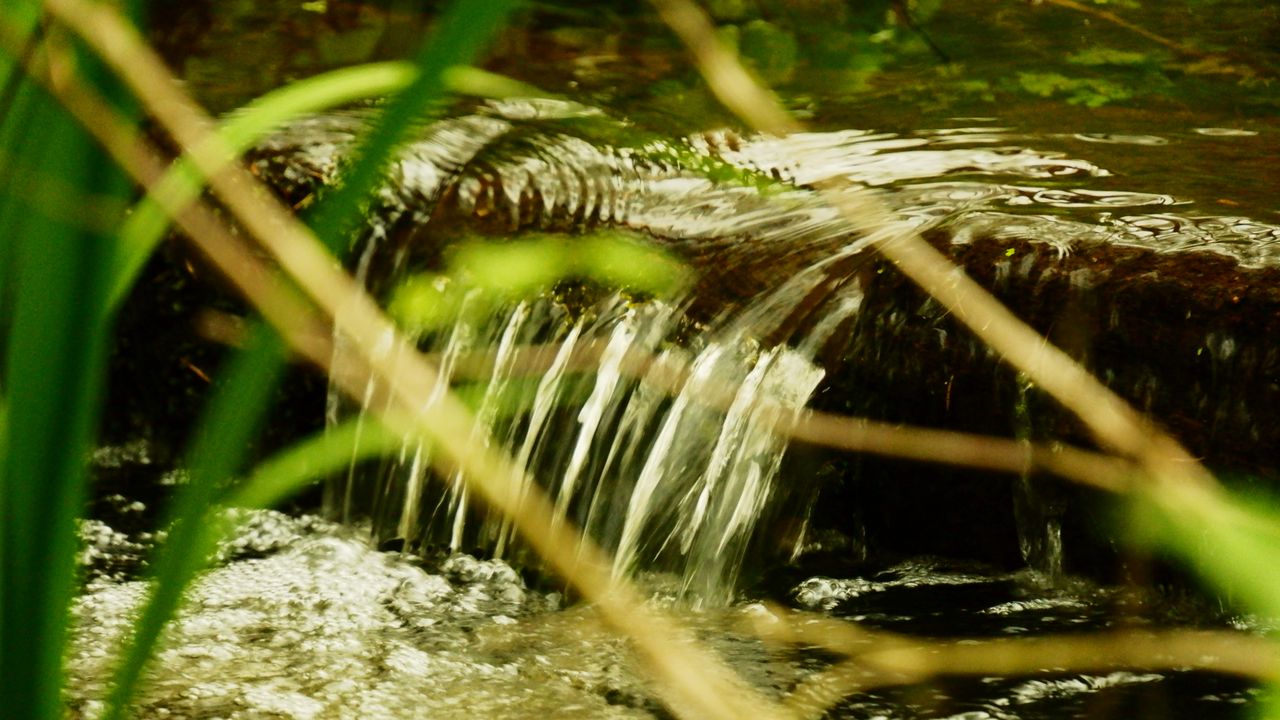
[
  {"xmin": 200, "ymin": 309, "xmax": 1133, "ymax": 493},
  {"xmin": 35, "ymin": 1, "xmax": 792, "ymax": 717},
  {"xmin": 1033, "ymin": 1, "xmax": 1272, "ymax": 79},
  {"xmin": 1038, "ymin": 0, "xmax": 1218, "ymax": 61},
  {"xmin": 746, "ymin": 607, "xmax": 1279, "ymax": 713},
  {"xmin": 645, "ymin": 0, "xmax": 1220, "ymax": 495}
]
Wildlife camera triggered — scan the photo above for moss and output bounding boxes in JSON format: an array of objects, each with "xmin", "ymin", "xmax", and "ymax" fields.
[
  {"xmin": 706, "ymin": 0, "xmax": 757, "ymax": 22},
  {"xmin": 739, "ymin": 19, "xmax": 799, "ymax": 84},
  {"xmin": 1014, "ymin": 71, "xmax": 1135, "ymax": 107}
]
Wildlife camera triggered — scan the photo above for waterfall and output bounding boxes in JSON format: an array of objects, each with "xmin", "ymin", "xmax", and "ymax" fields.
[
  {"xmin": 257, "ymin": 98, "xmax": 1280, "ymax": 599},
  {"xmin": 326, "ymin": 245, "xmax": 866, "ymax": 603},
  {"xmin": 297, "ymin": 100, "xmax": 1096, "ymax": 601}
]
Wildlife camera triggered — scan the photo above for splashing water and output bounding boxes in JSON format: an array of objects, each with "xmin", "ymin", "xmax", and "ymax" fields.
[
  {"xmin": 262, "ymin": 98, "xmax": 1280, "ymax": 603},
  {"xmin": 327, "ymin": 251, "xmax": 865, "ymax": 603}
]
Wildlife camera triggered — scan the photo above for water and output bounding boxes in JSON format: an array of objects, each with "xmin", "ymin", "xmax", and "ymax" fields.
[
  {"xmin": 67, "ymin": 503, "xmax": 1260, "ymax": 720},
  {"xmin": 273, "ymin": 96, "xmax": 1280, "ymax": 593},
  {"xmin": 324, "ymin": 248, "xmax": 859, "ymax": 603},
  {"xmin": 79, "ymin": 167, "xmax": 1275, "ymax": 713},
  {"xmin": 77, "ymin": 2, "xmax": 1280, "ymax": 716},
  {"xmin": 238, "ymin": 97, "xmax": 1277, "ymax": 716}
]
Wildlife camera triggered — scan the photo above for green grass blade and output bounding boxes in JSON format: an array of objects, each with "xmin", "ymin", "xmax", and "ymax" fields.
[
  {"xmin": 0, "ymin": 5, "xmax": 41, "ymax": 104},
  {"xmin": 442, "ymin": 65, "xmax": 555, "ymax": 100},
  {"xmin": 103, "ymin": 325, "xmax": 287, "ymax": 720},
  {"xmin": 305, "ymin": 0, "xmax": 520, "ymax": 254},
  {"xmin": 0, "ymin": 88, "xmax": 120, "ymax": 720},
  {"xmin": 1130, "ymin": 485, "xmax": 1280, "ymax": 620},
  {"xmin": 108, "ymin": 61, "xmax": 419, "ymax": 309},
  {"xmin": 225, "ymin": 417, "xmax": 399, "ymax": 510}
]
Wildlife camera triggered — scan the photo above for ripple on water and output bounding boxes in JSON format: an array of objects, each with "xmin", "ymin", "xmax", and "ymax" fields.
[
  {"xmin": 69, "ymin": 510, "xmax": 1263, "ymax": 719},
  {"xmin": 1072, "ymin": 133, "xmax": 1170, "ymax": 145},
  {"xmin": 1193, "ymin": 128, "xmax": 1259, "ymax": 137}
]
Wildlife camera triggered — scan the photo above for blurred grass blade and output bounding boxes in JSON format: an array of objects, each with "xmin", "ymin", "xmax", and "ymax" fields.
[
  {"xmin": 110, "ymin": 61, "xmax": 419, "ymax": 309},
  {"xmin": 1130, "ymin": 485, "xmax": 1280, "ymax": 620},
  {"xmin": 103, "ymin": 325, "xmax": 287, "ymax": 720},
  {"xmin": 0, "ymin": 5, "xmax": 40, "ymax": 107},
  {"xmin": 442, "ymin": 65, "xmax": 555, "ymax": 99},
  {"xmin": 305, "ymin": 0, "xmax": 519, "ymax": 254},
  {"xmin": 0, "ymin": 52, "xmax": 124, "ymax": 720},
  {"xmin": 0, "ymin": 10, "xmax": 44, "ymax": 313},
  {"xmin": 225, "ymin": 417, "xmax": 399, "ymax": 510}
]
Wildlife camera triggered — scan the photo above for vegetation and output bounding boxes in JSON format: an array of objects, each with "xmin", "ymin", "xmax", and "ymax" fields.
[{"xmin": 0, "ymin": 1, "xmax": 1278, "ymax": 719}]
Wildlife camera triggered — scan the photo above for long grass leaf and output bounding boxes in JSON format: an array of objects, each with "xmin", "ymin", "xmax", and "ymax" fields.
[
  {"xmin": 305, "ymin": 0, "xmax": 520, "ymax": 254},
  {"xmin": 0, "ymin": 83, "xmax": 120, "ymax": 720},
  {"xmin": 109, "ymin": 61, "xmax": 419, "ymax": 308},
  {"xmin": 0, "ymin": 5, "xmax": 40, "ymax": 109},
  {"xmin": 225, "ymin": 417, "xmax": 399, "ymax": 510},
  {"xmin": 102, "ymin": 325, "xmax": 287, "ymax": 720},
  {"xmin": 1130, "ymin": 486, "xmax": 1280, "ymax": 620}
]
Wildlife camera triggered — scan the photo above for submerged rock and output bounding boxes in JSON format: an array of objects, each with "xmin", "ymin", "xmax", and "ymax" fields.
[
  {"xmin": 68, "ymin": 510, "xmax": 631, "ymax": 719},
  {"xmin": 172, "ymin": 100, "xmax": 1280, "ymax": 574},
  {"xmin": 68, "ymin": 513, "xmax": 1260, "ymax": 719}
]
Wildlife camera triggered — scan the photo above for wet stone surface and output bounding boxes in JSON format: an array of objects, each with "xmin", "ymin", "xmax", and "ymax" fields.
[
  {"xmin": 68, "ymin": 510, "xmax": 1260, "ymax": 719},
  {"xmin": 68, "ymin": 510, "xmax": 622, "ymax": 720}
]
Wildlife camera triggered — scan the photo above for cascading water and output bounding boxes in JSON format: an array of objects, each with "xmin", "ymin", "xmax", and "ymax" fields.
[
  {"xmin": 289, "ymin": 100, "xmax": 877, "ymax": 602},
  {"xmin": 328, "ymin": 250, "xmax": 866, "ymax": 604},
  {"xmin": 257, "ymin": 97, "xmax": 1280, "ymax": 602},
  {"xmin": 68, "ymin": 95, "xmax": 1280, "ymax": 718}
]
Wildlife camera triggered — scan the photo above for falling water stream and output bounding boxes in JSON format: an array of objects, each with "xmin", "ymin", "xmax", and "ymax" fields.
[{"xmin": 299, "ymin": 98, "xmax": 1280, "ymax": 595}]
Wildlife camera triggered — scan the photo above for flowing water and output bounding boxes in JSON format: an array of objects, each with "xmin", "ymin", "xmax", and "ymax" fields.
[
  {"xmin": 69, "ymin": 1, "xmax": 1280, "ymax": 717},
  {"xmin": 68, "ymin": 500, "xmax": 1263, "ymax": 719},
  {"xmin": 291, "ymin": 96, "xmax": 1279, "ymax": 591},
  {"xmin": 147, "ymin": 97, "xmax": 1269, "ymax": 717},
  {"xmin": 85, "ymin": 115, "xmax": 1280, "ymax": 716}
]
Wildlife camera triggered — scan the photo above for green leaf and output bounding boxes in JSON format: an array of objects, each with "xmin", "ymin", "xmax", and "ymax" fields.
[
  {"xmin": 442, "ymin": 65, "xmax": 555, "ymax": 100},
  {"xmin": 1066, "ymin": 47, "xmax": 1151, "ymax": 67},
  {"xmin": 1017, "ymin": 72, "xmax": 1074, "ymax": 98},
  {"xmin": 388, "ymin": 272, "xmax": 469, "ymax": 334},
  {"xmin": 225, "ymin": 417, "xmax": 400, "ymax": 510},
  {"xmin": 1129, "ymin": 484, "xmax": 1280, "ymax": 620},
  {"xmin": 0, "ymin": 17, "xmax": 129, "ymax": 719},
  {"xmin": 451, "ymin": 237, "xmax": 571, "ymax": 299},
  {"xmin": 110, "ymin": 61, "xmax": 419, "ymax": 309},
  {"xmin": 578, "ymin": 231, "xmax": 691, "ymax": 297}
]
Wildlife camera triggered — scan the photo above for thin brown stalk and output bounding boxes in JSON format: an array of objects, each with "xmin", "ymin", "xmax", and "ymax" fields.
[
  {"xmin": 646, "ymin": 0, "xmax": 1220, "ymax": 497},
  {"xmin": 1038, "ymin": 0, "xmax": 1218, "ymax": 61},
  {"xmin": 747, "ymin": 608, "xmax": 1279, "ymax": 714},
  {"xmin": 786, "ymin": 412, "xmax": 1132, "ymax": 493},
  {"xmin": 36, "ymin": 2, "xmax": 793, "ymax": 717},
  {"xmin": 198, "ymin": 309, "xmax": 1132, "ymax": 493}
]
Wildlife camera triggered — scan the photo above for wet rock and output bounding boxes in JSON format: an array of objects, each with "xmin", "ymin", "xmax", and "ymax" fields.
[
  {"xmin": 67, "ymin": 510, "xmax": 584, "ymax": 719},
  {"xmin": 232, "ymin": 104, "xmax": 1280, "ymax": 575},
  {"xmin": 812, "ymin": 218, "xmax": 1280, "ymax": 573}
]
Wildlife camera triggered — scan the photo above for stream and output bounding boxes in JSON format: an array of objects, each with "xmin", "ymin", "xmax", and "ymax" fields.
[{"xmin": 77, "ymin": 1, "xmax": 1280, "ymax": 718}]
